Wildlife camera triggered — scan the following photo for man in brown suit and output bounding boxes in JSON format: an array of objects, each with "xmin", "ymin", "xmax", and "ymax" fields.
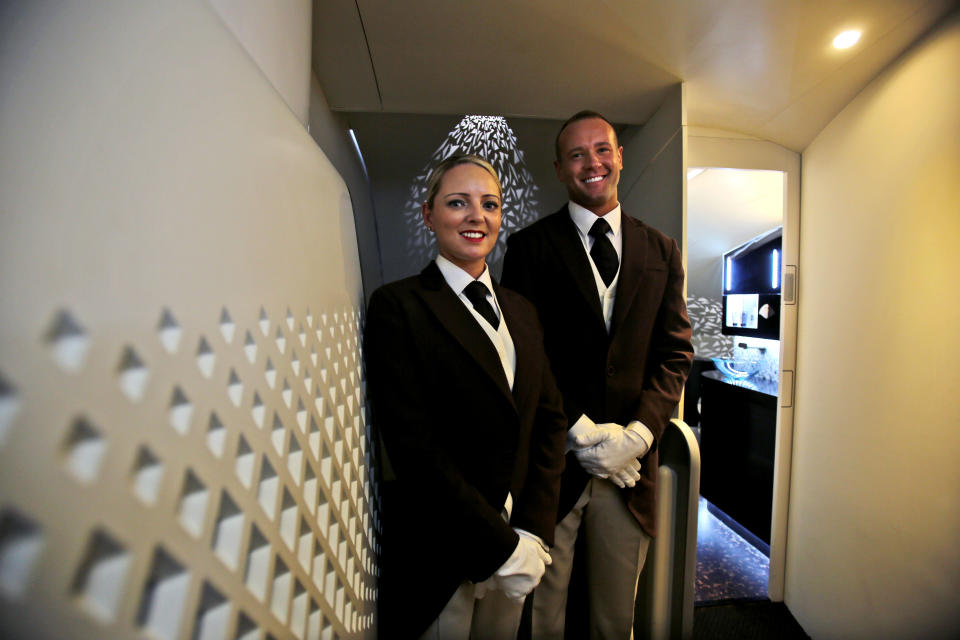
[{"xmin": 501, "ymin": 111, "xmax": 693, "ymax": 638}]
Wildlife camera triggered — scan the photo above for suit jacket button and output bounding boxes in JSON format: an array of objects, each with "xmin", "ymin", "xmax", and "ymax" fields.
[{"xmin": 607, "ymin": 365, "xmax": 615, "ymax": 377}]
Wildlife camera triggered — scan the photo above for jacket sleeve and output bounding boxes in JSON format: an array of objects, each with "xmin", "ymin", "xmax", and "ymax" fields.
[
  {"xmin": 364, "ymin": 287, "xmax": 518, "ymax": 581},
  {"xmin": 632, "ymin": 237, "xmax": 694, "ymax": 444},
  {"xmin": 507, "ymin": 310, "xmax": 567, "ymax": 546},
  {"xmin": 502, "ymin": 231, "xmax": 585, "ymax": 427}
]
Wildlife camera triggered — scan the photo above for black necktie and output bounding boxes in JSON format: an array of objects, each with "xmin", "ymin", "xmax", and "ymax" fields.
[
  {"xmin": 463, "ymin": 281, "xmax": 500, "ymax": 330},
  {"xmin": 589, "ymin": 218, "xmax": 619, "ymax": 286}
]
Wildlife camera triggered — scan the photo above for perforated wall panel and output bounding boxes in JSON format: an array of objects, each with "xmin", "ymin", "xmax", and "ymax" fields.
[
  {"xmin": 0, "ymin": 304, "xmax": 377, "ymax": 640},
  {"xmin": 0, "ymin": 2, "xmax": 377, "ymax": 638}
]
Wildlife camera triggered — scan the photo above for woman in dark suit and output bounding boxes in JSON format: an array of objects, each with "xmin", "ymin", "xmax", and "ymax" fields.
[{"xmin": 364, "ymin": 155, "xmax": 567, "ymax": 639}]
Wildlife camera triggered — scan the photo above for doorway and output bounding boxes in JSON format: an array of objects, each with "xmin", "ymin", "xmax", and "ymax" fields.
[{"xmin": 685, "ymin": 166, "xmax": 788, "ymax": 603}]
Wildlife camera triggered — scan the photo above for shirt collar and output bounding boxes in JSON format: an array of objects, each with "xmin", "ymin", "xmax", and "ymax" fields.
[
  {"xmin": 435, "ymin": 255, "xmax": 494, "ymax": 297},
  {"xmin": 568, "ymin": 201, "xmax": 622, "ymax": 239}
]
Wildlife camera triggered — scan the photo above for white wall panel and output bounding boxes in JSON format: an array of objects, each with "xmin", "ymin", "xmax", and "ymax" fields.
[
  {"xmin": 0, "ymin": 1, "xmax": 375, "ymax": 639},
  {"xmin": 619, "ymin": 83, "xmax": 685, "ymax": 246},
  {"xmin": 790, "ymin": 10, "xmax": 960, "ymax": 638},
  {"xmin": 210, "ymin": 0, "xmax": 313, "ymax": 125}
]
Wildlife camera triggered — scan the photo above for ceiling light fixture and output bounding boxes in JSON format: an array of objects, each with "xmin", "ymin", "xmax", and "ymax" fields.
[{"xmin": 833, "ymin": 29, "xmax": 861, "ymax": 49}]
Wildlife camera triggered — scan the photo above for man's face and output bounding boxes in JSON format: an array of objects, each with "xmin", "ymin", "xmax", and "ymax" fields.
[{"xmin": 554, "ymin": 117, "xmax": 623, "ymax": 216}]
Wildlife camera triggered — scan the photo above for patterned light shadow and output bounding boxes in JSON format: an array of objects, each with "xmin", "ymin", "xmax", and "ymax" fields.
[{"xmin": 402, "ymin": 115, "xmax": 541, "ymax": 270}]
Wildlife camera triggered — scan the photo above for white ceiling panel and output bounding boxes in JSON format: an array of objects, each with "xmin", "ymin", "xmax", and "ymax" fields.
[{"xmin": 313, "ymin": 0, "xmax": 956, "ymax": 150}]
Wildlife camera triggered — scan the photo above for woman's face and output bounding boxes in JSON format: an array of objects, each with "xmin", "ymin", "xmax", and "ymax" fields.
[{"xmin": 423, "ymin": 163, "xmax": 502, "ymax": 278}]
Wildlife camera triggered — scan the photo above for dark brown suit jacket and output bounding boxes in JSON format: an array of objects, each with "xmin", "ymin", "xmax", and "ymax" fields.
[
  {"xmin": 364, "ymin": 261, "xmax": 567, "ymax": 638},
  {"xmin": 501, "ymin": 205, "xmax": 693, "ymax": 537}
]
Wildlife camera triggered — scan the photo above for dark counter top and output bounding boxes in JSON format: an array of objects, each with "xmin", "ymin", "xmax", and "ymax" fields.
[{"xmin": 702, "ymin": 369, "xmax": 779, "ymax": 398}]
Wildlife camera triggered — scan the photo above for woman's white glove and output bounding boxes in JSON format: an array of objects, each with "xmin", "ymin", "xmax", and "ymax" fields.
[{"xmin": 477, "ymin": 530, "xmax": 551, "ymax": 602}]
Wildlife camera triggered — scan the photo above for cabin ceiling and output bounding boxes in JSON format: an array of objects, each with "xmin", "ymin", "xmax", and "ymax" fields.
[{"xmin": 313, "ymin": 0, "xmax": 954, "ymax": 151}]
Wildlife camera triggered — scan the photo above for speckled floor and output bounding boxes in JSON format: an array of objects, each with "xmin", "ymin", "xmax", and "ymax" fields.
[{"xmin": 695, "ymin": 497, "xmax": 769, "ymax": 603}]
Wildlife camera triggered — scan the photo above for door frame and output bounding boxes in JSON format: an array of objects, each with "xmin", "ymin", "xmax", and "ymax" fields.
[{"xmin": 683, "ymin": 125, "xmax": 801, "ymax": 601}]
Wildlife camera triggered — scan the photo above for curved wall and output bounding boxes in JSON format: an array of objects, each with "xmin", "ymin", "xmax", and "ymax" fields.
[
  {"xmin": 0, "ymin": 1, "xmax": 375, "ymax": 638},
  {"xmin": 789, "ymin": 10, "xmax": 960, "ymax": 638}
]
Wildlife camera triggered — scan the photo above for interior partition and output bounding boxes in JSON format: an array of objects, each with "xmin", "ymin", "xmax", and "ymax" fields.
[
  {"xmin": 618, "ymin": 84, "xmax": 685, "ymax": 250},
  {"xmin": 788, "ymin": 10, "xmax": 960, "ymax": 637},
  {"xmin": 0, "ymin": 1, "xmax": 376, "ymax": 639}
]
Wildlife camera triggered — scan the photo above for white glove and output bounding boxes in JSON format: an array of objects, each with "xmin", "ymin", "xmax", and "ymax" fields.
[
  {"xmin": 490, "ymin": 530, "xmax": 552, "ymax": 602},
  {"xmin": 571, "ymin": 422, "xmax": 622, "ymax": 477},
  {"xmin": 566, "ymin": 414, "xmax": 601, "ymax": 453},
  {"xmin": 474, "ymin": 577, "xmax": 493, "ymax": 600},
  {"xmin": 574, "ymin": 422, "xmax": 651, "ymax": 482},
  {"xmin": 609, "ymin": 458, "xmax": 643, "ymax": 489}
]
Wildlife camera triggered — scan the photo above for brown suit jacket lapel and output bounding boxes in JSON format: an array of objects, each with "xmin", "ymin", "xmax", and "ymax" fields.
[
  {"xmin": 610, "ymin": 214, "xmax": 648, "ymax": 337},
  {"xmin": 543, "ymin": 206, "xmax": 606, "ymax": 330}
]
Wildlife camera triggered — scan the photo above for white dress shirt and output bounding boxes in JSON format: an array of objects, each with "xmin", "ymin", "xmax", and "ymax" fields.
[
  {"xmin": 568, "ymin": 201, "xmax": 621, "ymax": 332},
  {"xmin": 566, "ymin": 203, "xmax": 654, "ymax": 454},
  {"xmin": 434, "ymin": 257, "xmax": 529, "ymax": 537},
  {"xmin": 435, "ymin": 255, "xmax": 517, "ymax": 391}
]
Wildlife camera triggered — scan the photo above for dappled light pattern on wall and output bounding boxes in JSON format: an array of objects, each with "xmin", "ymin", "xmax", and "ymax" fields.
[
  {"xmin": 403, "ymin": 116, "xmax": 542, "ymax": 271},
  {"xmin": 687, "ymin": 296, "xmax": 731, "ymax": 359}
]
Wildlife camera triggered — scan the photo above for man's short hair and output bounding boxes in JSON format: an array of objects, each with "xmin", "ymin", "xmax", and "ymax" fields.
[{"xmin": 555, "ymin": 110, "xmax": 619, "ymax": 160}]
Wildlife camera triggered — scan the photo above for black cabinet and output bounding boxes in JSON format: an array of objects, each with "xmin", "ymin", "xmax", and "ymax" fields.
[
  {"xmin": 682, "ymin": 356, "xmax": 716, "ymax": 426},
  {"xmin": 699, "ymin": 370, "xmax": 777, "ymax": 545}
]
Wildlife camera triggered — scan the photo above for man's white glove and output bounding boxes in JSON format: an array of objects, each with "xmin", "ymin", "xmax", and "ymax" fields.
[
  {"xmin": 566, "ymin": 414, "xmax": 603, "ymax": 454},
  {"xmin": 570, "ymin": 422, "xmax": 622, "ymax": 477},
  {"xmin": 573, "ymin": 421, "xmax": 652, "ymax": 487},
  {"xmin": 609, "ymin": 458, "xmax": 643, "ymax": 489},
  {"xmin": 480, "ymin": 530, "xmax": 551, "ymax": 602}
]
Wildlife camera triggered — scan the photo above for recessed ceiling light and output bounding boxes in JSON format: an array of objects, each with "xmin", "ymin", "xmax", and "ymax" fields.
[{"xmin": 833, "ymin": 30, "xmax": 861, "ymax": 49}]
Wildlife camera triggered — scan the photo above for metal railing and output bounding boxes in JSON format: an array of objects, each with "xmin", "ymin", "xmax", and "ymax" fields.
[{"xmin": 635, "ymin": 418, "xmax": 701, "ymax": 640}]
